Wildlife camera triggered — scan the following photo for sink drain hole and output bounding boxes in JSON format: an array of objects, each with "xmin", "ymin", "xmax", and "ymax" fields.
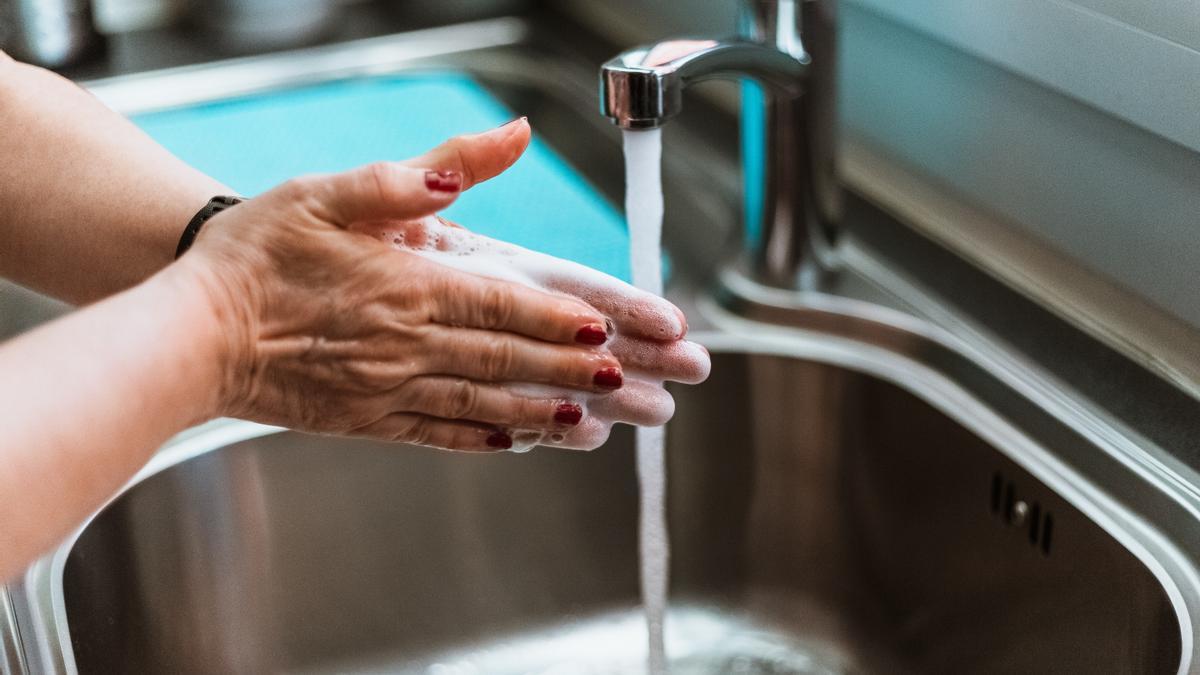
[{"xmin": 990, "ymin": 471, "xmax": 1054, "ymax": 557}]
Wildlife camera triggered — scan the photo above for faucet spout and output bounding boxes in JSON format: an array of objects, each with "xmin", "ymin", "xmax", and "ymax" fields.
[
  {"xmin": 599, "ymin": 0, "xmax": 841, "ymax": 291},
  {"xmin": 601, "ymin": 40, "xmax": 807, "ymax": 129}
]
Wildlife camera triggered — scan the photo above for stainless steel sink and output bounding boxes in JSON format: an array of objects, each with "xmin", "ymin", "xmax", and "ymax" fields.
[
  {"xmin": 6, "ymin": 14, "xmax": 1200, "ymax": 675},
  {"xmin": 41, "ymin": 299, "xmax": 1196, "ymax": 674}
]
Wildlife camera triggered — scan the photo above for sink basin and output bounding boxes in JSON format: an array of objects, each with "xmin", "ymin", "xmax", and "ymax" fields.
[{"xmin": 52, "ymin": 296, "xmax": 1193, "ymax": 673}]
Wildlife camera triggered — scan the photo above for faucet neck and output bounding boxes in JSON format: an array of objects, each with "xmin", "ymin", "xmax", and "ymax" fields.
[{"xmin": 741, "ymin": 0, "xmax": 842, "ymax": 289}]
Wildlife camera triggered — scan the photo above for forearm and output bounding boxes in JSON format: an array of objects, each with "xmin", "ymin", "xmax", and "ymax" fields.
[
  {"xmin": 0, "ymin": 54, "xmax": 229, "ymax": 304},
  {"xmin": 0, "ymin": 262, "xmax": 227, "ymax": 581}
]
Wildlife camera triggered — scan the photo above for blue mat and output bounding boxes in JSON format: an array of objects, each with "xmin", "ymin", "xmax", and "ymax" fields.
[{"xmin": 133, "ymin": 73, "xmax": 632, "ymax": 281}]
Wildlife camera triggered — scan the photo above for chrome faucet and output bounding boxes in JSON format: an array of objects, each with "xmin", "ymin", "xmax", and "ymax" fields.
[{"xmin": 601, "ymin": 0, "xmax": 840, "ymax": 289}]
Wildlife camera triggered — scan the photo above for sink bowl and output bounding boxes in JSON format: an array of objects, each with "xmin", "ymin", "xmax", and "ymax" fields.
[{"xmin": 52, "ymin": 296, "xmax": 1194, "ymax": 674}]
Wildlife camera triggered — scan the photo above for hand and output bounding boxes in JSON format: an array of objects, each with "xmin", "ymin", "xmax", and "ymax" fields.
[
  {"xmin": 178, "ymin": 119, "xmax": 710, "ymax": 451},
  {"xmin": 360, "ymin": 214, "xmax": 710, "ymax": 450}
]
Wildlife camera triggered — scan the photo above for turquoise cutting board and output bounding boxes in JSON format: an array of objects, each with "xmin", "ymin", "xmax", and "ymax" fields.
[{"xmin": 133, "ymin": 73, "xmax": 632, "ymax": 281}]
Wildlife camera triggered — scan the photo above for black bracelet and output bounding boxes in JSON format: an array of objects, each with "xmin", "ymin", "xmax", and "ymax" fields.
[{"xmin": 175, "ymin": 195, "xmax": 243, "ymax": 259}]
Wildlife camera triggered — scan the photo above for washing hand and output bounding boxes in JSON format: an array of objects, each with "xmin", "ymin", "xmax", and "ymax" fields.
[{"xmin": 178, "ymin": 119, "xmax": 710, "ymax": 451}]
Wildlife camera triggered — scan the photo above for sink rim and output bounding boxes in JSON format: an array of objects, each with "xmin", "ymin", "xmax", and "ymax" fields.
[{"xmin": 20, "ymin": 289, "xmax": 1200, "ymax": 675}]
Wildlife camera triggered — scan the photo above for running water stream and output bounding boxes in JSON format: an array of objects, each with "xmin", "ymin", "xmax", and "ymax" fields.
[{"xmin": 623, "ymin": 128, "xmax": 669, "ymax": 674}]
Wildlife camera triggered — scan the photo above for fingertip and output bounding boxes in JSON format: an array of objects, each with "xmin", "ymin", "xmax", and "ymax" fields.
[
  {"xmin": 547, "ymin": 417, "xmax": 612, "ymax": 451},
  {"xmin": 679, "ymin": 340, "xmax": 712, "ymax": 384},
  {"xmin": 493, "ymin": 115, "xmax": 530, "ymax": 139},
  {"xmin": 500, "ymin": 118, "xmax": 532, "ymax": 170},
  {"xmin": 477, "ymin": 116, "xmax": 531, "ymax": 170},
  {"xmin": 654, "ymin": 296, "xmax": 687, "ymax": 340},
  {"xmin": 640, "ymin": 390, "xmax": 676, "ymax": 427},
  {"xmin": 674, "ymin": 306, "xmax": 689, "ymax": 338},
  {"xmin": 507, "ymin": 116, "xmax": 532, "ymax": 147}
]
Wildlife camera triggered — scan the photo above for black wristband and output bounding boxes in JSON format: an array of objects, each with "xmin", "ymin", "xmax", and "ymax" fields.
[{"xmin": 175, "ymin": 195, "xmax": 243, "ymax": 259}]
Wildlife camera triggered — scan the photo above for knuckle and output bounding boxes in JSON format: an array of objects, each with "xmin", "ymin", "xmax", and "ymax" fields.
[
  {"xmin": 477, "ymin": 284, "xmax": 514, "ymax": 329},
  {"xmin": 480, "ymin": 340, "xmax": 515, "ymax": 379},
  {"xmin": 523, "ymin": 398, "xmax": 548, "ymax": 426},
  {"xmin": 341, "ymin": 361, "xmax": 391, "ymax": 395},
  {"xmin": 278, "ymin": 176, "xmax": 327, "ymax": 218},
  {"xmin": 443, "ymin": 379, "xmax": 479, "ymax": 419},
  {"xmin": 363, "ymin": 161, "xmax": 399, "ymax": 201},
  {"xmin": 280, "ymin": 175, "xmax": 316, "ymax": 199}
]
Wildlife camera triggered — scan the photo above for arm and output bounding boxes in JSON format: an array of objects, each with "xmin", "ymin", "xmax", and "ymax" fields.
[
  {"xmin": 0, "ymin": 52, "xmax": 228, "ymax": 304},
  {"xmin": 0, "ymin": 262, "xmax": 226, "ymax": 581}
]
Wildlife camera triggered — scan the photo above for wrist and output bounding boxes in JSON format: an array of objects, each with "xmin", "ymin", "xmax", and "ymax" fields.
[{"xmin": 149, "ymin": 254, "xmax": 255, "ymax": 423}]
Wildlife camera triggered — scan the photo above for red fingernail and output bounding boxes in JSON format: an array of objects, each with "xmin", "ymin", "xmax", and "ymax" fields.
[
  {"xmin": 486, "ymin": 431, "xmax": 513, "ymax": 449},
  {"xmin": 593, "ymin": 367, "xmax": 623, "ymax": 390},
  {"xmin": 554, "ymin": 403, "xmax": 583, "ymax": 426},
  {"xmin": 425, "ymin": 170, "xmax": 462, "ymax": 192},
  {"xmin": 575, "ymin": 324, "xmax": 607, "ymax": 345}
]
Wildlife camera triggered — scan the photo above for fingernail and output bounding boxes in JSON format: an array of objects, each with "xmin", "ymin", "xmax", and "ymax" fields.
[
  {"xmin": 497, "ymin": 116, "xmax": 527, "ymax": 130},
  {"xmin": 486, "ymin": 431, "xmax": 513, "ymax": 449},
  {"xmin": 575, "ymin": 324, "xmax": 607, "ymax": 345},
  {"xmin": 554, "ymin": 402, "xmax": 583, "ymax": 426},
  {"xmin": 425, "ymin": 170, "xmax": 462, "ymax": 192},
  {"xmin": 593, "ymin": 367, "xmax": 623, "ymax": 390}
]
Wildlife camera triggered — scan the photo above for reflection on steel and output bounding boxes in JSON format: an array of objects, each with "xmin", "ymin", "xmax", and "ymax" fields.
[
  {"xmin": 84, "ymin": 18, "xmax": 529, "ymax": 116},
  {"xmin": 1, "ymin": 585, "xmax": 25, "ymax": 674}
]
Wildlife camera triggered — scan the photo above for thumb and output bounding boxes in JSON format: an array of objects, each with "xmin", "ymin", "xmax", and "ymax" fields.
[
  {"xmin": 401, "ymin": 117, "xmax": 531, "ymax": 190},
  {"xmin": 313, "ymin": 161, "xmax": 463, "ymax": 226}
]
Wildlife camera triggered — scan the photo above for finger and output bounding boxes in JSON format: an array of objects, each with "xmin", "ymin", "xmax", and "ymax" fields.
[
  {"xmin": 431, "ymin": 270, "xmax": 611, "ymax": 345},
  {"xmin": 426, "ymin": 328, "xmax": 623, "ymax": 392},
  {"xmin": 609, "ymin": 338, "xmax": 711, "ymax": 384},
  {"xmin": 350, "ymin": 412, "xmax": 511, "ymax": 451},
  {"xmin": 587, "ymin": 379, "xmax": 676, "ymax": 426},
  {"xmin": 401, "ymin": 118, "xmax": 531, "ymax": 190},
  {"xmin": 310, "ymin": 162, "xmax": 463, "ymax": 227},
  {"xmin": 394, "ymin": 377, "xmax": 586, "ymax": 430},
  {"xmin": 541, "ymin": 272, "xmax": 686, "ymax": 341}
]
